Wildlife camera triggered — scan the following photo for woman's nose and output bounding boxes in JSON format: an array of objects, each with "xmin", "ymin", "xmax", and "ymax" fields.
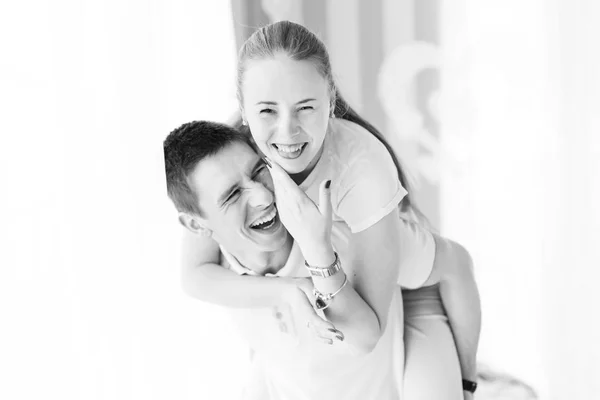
[{"xmin": 277, "ymin": 113, "xmax": 299, "ymax": 138}]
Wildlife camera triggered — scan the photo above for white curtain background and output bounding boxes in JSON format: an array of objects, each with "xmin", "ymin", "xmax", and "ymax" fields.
[
  {"xmin": 0, "ymin": 1, "xmax": 249, "ymax": 399},
  {"xmin": 440, "ymin": 1, "xmax": 600, "ymax": 398}
]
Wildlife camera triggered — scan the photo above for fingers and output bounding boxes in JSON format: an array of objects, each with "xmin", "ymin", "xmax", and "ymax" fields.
[
  {"xmin": 307, "ymin": 315, "xmax": 345, "ymax": 345},
  {"xmin": 317, "ymin": 179, "xmax": 332, "ymax": 218},
  {"xmin": 297, "ymin": 289, "xmax": 344, "ymax": 345},
  {"xmin": 329, "ymin": 328, "xmax": 345, "ymax": 342},
  {"xmin": 266, "ymin": 157, "xmax": 313, "ymax": 197},
  {"xmin": 264, "ymin": 158, "xmax": 296, "ymax": 192},
  {"xmin": 265, "ymin": 157, "xmax": 317, "ymax": 217},
  {"xmin": 263, "ymin": 157, "xmax": 286, "ymax": 199}
]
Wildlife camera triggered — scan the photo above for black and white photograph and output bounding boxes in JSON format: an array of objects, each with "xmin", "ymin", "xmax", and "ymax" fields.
[{"xmin": 1, "ymin": 1, "xmax": 599, "ymax": 399}]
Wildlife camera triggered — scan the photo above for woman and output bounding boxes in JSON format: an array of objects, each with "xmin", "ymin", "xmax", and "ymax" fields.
[{"xmin": 181, "ymin": 21, "xmax": 480, "ymax": 399}]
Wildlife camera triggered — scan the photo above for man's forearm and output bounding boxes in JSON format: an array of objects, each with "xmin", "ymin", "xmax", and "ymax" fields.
[{"xmin": 182, "ymin": 263, "xmax": 296, "ymax": 309}]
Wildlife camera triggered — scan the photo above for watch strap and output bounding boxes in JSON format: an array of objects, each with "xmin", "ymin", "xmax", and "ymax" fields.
[
  {"xmin": 462, "ymin": 379, "xmax": 478, "ymax": 393},
  {"xmin": 304, "ymin": 252, "xmax": 341, "ymax": 278}
]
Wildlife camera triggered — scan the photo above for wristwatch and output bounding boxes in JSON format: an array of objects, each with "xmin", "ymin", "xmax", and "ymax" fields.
[
  {"xmin": 304, "ymin": 252, "xmax": 341, "ymax": 278},
  {"xmin": 462, "ymin": 379, "xmax": 478, "ymax": 393}
]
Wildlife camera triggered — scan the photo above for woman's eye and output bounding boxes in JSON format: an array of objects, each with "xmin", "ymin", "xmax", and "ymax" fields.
[
  {"xmin": 298, "ymin": 106, "xmax": 313, "ymax": 111},
  {"xmin": 259, "ymin": 108, "xmax": 275, "ymax": 114}
]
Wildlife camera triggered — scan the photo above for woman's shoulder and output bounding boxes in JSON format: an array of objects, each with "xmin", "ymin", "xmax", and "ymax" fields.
[
  {"xmin": 331, "ymin": 118, "xmax": 387, "ymax": 156},
  {"xmin": 328, "ymin": 118, "xmax": 395, "ymax": 171}
]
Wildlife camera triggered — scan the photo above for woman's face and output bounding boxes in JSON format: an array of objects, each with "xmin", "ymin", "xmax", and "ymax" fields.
[{"xmin": 241, "ymin": 55, "xmax": 331, "ymax": 178}]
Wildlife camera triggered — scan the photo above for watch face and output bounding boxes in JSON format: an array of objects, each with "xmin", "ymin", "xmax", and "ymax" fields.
[{"xmin": 310, "ymin": 270, "xmax": 323, "ymax": 278}]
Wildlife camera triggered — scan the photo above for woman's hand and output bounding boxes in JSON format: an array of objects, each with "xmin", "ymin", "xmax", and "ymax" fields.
[
  {"xmin": 266, "ymin": 158, "xmax": 334, "ymax": 266},
  {"xmin": 282, "ymin": 277, "xmax": 344, "ymax": 345}
]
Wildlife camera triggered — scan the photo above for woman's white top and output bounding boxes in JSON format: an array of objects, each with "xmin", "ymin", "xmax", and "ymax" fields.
[{"xmin": 299, "ymin": 118, "xmax": 435, "ymax": 289}]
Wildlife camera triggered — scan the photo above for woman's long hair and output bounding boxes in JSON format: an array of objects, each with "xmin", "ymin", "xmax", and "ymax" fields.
[{"xmin": 234, "ymin": 20, "xmax": 427, "ymax": 219}]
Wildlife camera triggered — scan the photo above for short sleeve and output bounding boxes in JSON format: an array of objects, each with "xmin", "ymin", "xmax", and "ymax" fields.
[{"xmin": 334, "ymin": 146, "xmax": 407, "ymax": 233}]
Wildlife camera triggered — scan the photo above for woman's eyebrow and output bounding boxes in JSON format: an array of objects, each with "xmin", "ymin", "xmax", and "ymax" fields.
[
  {"xmin": 296, "ymin": 98, "xmax": 316, "ymax": 105},
  {"xmin": 255, "ymin": 98, "xmax": 316, "ymax": 106}
]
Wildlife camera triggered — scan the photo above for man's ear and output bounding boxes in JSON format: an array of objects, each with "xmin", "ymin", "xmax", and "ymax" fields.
[{"xmin": 178, "ymin": 212, "xmax": 212, "ymax": 237}]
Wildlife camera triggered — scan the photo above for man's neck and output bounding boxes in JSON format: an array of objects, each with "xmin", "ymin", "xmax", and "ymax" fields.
[{"xmin": 230, "ymin": 236, "xmax": 294, "ymax": 275}]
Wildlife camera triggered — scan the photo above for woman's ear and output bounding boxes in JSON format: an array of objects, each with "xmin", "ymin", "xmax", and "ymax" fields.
[{"xmin": 178, "ymin": 212, "xmax": 212, "ymax": 237}]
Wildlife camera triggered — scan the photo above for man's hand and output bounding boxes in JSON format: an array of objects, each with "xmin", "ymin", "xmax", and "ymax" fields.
[{"xmin": 266, "ymin": 158, "xmax": 334, "ymax": 266}]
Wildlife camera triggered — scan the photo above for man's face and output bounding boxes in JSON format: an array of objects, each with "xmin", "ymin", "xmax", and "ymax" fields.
[{"xmin": 188, "ymin": 141, "xmax": 290, "ymax": 253}]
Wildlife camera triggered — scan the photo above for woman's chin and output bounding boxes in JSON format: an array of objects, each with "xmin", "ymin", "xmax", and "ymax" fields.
[{"xmin": 271, "ymin": 156, "xmax": 309, "ymax": 174}]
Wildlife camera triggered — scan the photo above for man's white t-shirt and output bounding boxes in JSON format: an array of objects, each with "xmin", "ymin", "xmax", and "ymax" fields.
[{"xmin": 222, "ymin": 243, "xmax": 403, "ymax": 400}]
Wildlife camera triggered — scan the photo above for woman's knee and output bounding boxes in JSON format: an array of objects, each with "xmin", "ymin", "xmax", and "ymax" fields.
[{"xmin": 432, "ymin": 235, "xmax": 474, "ymax": 282}]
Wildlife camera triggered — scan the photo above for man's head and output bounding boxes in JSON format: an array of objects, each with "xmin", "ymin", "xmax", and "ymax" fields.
[{"xmin": 164, "ymin": 120, "xmax": 290, "ymax": 254}]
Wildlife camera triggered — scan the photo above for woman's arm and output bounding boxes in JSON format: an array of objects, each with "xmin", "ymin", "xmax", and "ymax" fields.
[
  {"xmin": 267, "ymin": 162, "xmax": 395, "ymax": 354},
  {"xmin": 298, "ymin": 243, "xmax": 380, "ymax": 352},
  {"xmin": 305, "ymin": 208, "xmax": 402, "ymax": 353}
]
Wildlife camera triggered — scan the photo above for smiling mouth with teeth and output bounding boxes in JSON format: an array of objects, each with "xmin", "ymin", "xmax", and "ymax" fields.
[
  {"xmin": 250, "ymin": 207, "xmax": 278, "ymax": 230},
  {"xmin": 272, "ymin": 143, "xmax": 308, "ymax": 158}
]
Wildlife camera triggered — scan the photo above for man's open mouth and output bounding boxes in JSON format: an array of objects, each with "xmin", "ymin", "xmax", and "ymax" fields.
[{"xmin": 250, "ymin": 207, "xmax": 278, "ymax": 230}]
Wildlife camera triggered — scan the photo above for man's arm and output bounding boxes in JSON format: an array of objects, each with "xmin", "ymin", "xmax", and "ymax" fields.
[
  {"xmin": 181, "ymin": 228, "xmax": 297, "ymax": 308},
  {"xmin": 423, "ymin": 235, "xmax": 481, "ymax": 397}
]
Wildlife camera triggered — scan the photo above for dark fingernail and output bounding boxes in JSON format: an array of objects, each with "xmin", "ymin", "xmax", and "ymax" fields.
[
  {"xmin": 327, "ymin": 328, "xmax": 337, "ymax": 333},
  {"xmin": 263, "ymin": 157, "xmax": 272, "ymax": 168},
  {"xmin": 325, "ymin": 180, "xmax": 331, "ymax": 189},
  {"xmin": 335, "ymin": 335, "xmax": 344, "ymax": 341}
]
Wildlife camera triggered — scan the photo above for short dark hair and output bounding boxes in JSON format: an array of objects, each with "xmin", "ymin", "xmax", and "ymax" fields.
[{"xmin": 163, "ymin": 120, "xmax": 251, "ymax": 215}]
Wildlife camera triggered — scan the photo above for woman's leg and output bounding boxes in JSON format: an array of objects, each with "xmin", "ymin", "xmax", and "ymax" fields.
[{"xmin": 402, "ymin": 285, "xmax": 463, "ymax": 400}]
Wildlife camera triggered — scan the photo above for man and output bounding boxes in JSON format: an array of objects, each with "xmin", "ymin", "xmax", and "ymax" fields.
[{"xmin": 163, "ymin": 120, "xmax": 478, "ymax": 400}]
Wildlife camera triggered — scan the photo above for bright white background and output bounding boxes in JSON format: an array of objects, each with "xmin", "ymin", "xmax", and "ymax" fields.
[
  {"xmin": 439, "ymin": 1, "xmax": 600, "ymax": 398},
  {"xmin": 0, "ymin": 1, "xmax": 249, "ymax": 399},
  {"xmin": 1, "ymin": 1, "xmax": 599, "ymax": 399}
]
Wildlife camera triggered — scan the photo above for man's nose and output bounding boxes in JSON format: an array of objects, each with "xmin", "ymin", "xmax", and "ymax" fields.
[{"xmin": 247, "ymin": 181, "xmax": 274, "ymax": 209}]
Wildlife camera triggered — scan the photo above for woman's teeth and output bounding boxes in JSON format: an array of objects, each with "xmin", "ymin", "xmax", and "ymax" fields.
[
  {"xmin": 273, "ymin": 143, "xmax": 306, "ymax": 159},
  {"xmin": 275, "ymin": 143, "xmax": 303, "ymax": 153}
]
